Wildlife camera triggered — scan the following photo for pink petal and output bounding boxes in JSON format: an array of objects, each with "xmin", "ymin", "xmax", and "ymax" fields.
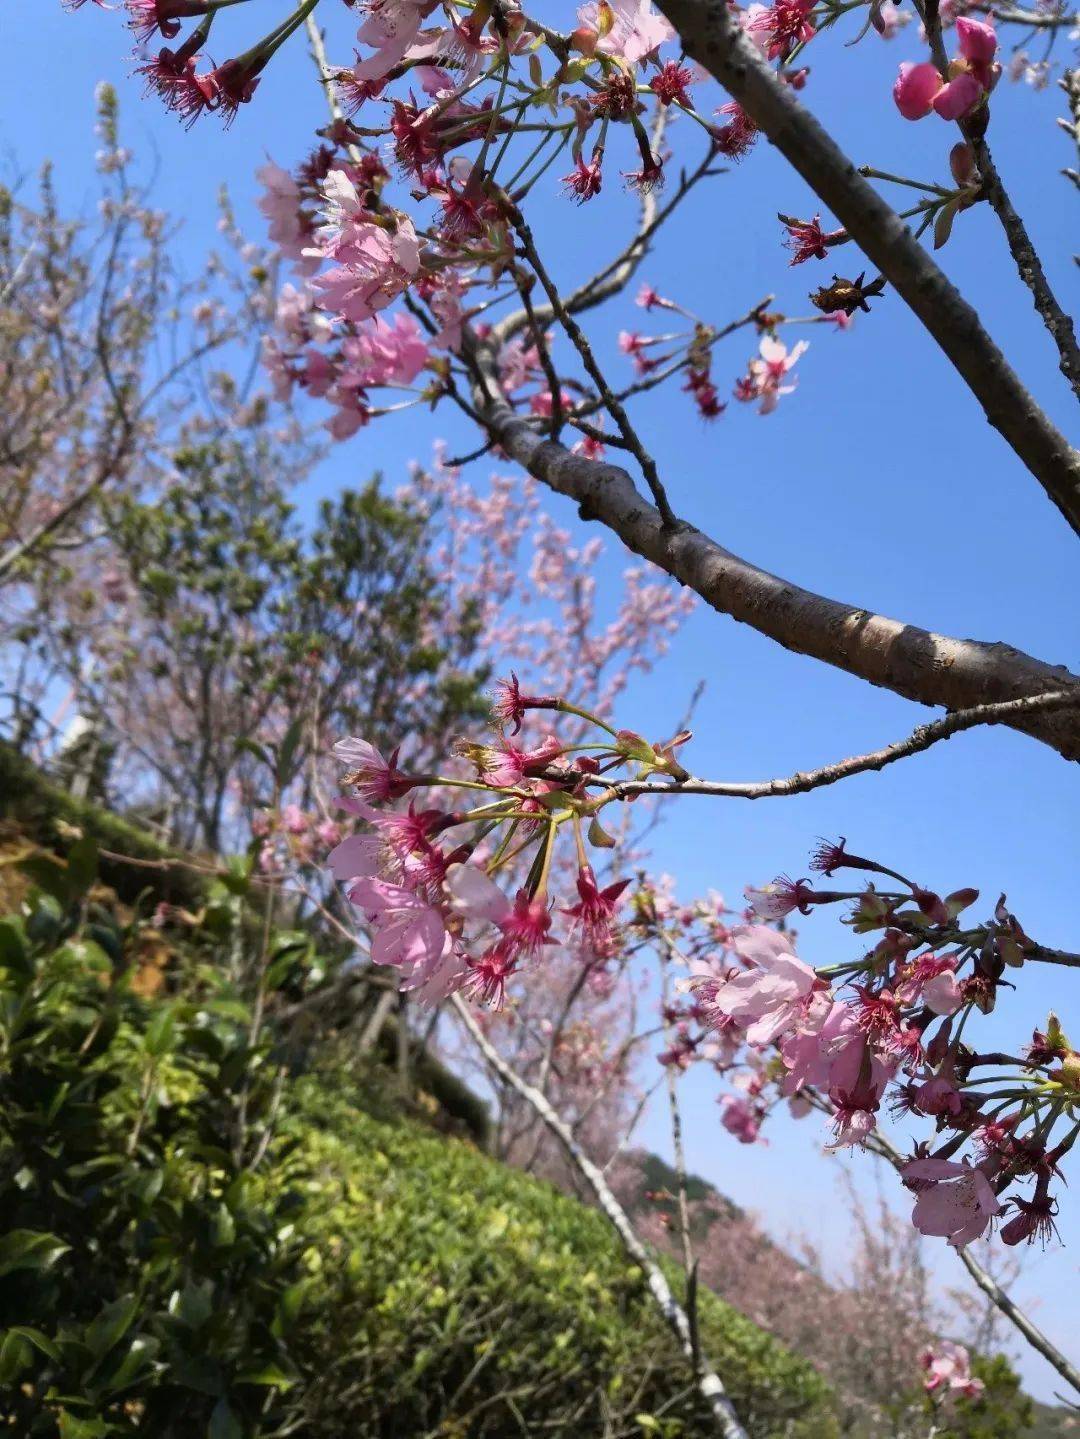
[
  {"xmin": 932, "ymin": 72, "xmax": 983, "ymax": 120},
  {"xmin": 955, "ymin": 16, "xmax": 997, "ymax": 64},
  {"xmin": 893, "ymin": 61, "xmax": 942, "ymax": 120}
]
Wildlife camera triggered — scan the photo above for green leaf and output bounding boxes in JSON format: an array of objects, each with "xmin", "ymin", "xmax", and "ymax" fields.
[
  {"xmin": 144, "ymin": 1004, "xmax": 178, "ymax": 1057},
  {"xmin": 5, "ymin": 1326, "xmax": 62, "ymax": 1363},
  {"xmin": 275, "ymin": 716, "xmax": 305, "ymax": 787},
  {"xmin": 933, "ymin": 195, "xmax": 962, "ymax": 251},
  {"xmin": 58, "ymin": 1414, "xmax": 115, "ymax": 1438},
  {"xmin": 0, "ymin": 918, "xmax": 31, "ymax": 978},
  {"xmin": 19, "ymin": 853, "xmax": 71, "ymax": 903},
  {"xmin": 0, "ymin": 1229, "xmax": 70, "ymax": 1278},
  {"xmin": 84, "ymin": 1294, "xmax": 139, "ymax": 1360},
  {"xmin": 0, "ymin": 1331, "xmax": 31, "ymax": 1386},
  {"xmin": 208, "ymin": 1399, "xmax": 243, "ymax": 1439},
  {"xmin": 168, "ymin": 1281, "xmax": 214, "ymax": 1330},
  {"xmin": 99, "ymin": 1336, "xmax": 159, "ymax": 1396},
  {"xmin": 235, "ymin": 737, "xmax": 272, "ymax": 771},
  {"xmin": 218, "ymin": 854, "xmax": 254, "ymax": 897},
  {"xmin": 236, "ymin": 1363, "xmax": 294, "ymax": 1389}
]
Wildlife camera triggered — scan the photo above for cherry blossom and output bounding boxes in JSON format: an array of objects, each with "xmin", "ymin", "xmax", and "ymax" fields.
[
  {"xmin": 920, "ymin": 1341, "xmax": 985, "ymax": 1399},
  {"xmin": 902, "ymin": 1157, "xmax": 1002, "ymax": 1249},
  {"xmin": 574, "ymin": 0, "xmax": 675, "ymax": 65}
]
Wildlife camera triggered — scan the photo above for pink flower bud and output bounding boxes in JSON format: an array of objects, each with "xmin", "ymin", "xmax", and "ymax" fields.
[
  {"xmin": 893, "ymin": 61, "xmax": 943, "ymax": 120},
  {"xmin": 949, "ymin": 141, "xmax": 977, "ymax": 187},
  {"xmin": 955, "ymin": 15, "xmax": 997, "ymax": 65},
  {"xmin": 932, "ymin": 71, "xmax": 984, "ymax": 120}
]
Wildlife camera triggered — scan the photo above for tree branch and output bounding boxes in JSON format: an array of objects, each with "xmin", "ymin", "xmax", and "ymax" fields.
[
  {"xmin": 587, "ymin": 690, "xmax": 1080, "ymax": 799},
  {"xmin": 451, "ymin": 992, "xmax": 750, "ymax": 1439},
  {"xmin": 655, "ymin": 0, "xmax": 1080, "ymax": 538},
  {"xmin": 970, "ymin": 136, "xmax": 1080, "ymax": 398},
  {"xmin": 465, "ymin": 345, "xmax": 1080, "ymax": 759}
]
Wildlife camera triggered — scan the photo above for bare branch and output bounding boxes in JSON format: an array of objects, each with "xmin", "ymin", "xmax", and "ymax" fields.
[
  {"xmin": 656, "ymin": 0, "xmax": 1080, "ymax": 537},
  {"xmin": 509, "ymin": 205, "xmax": 677, "ymax": 526},
  {"xmin": 451, "ymin": 992, "xmax": 750, "ymax": 1439},
  {"xmin": 970, "ymin": 139, "xmax": 1080, "ymax": 396},
  {"xmin": 588, "ymin": 690, "xmax": 1080, "ymax": 800}
]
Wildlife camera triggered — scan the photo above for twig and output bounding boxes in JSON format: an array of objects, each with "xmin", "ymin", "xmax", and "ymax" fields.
[
  {"xmin": 971, "ymin": 135, "xmax": 1080, "ymax": 400},
  {"xmin": 588, "ymin": 690, "xmax": 1080, "ymax": 800},
  {"xmin": 507, "ymin": 209, "xmax": 679, "ymax": 528},
  {"xmin": 805, "ymin": 1090, "xmax": 1080, "ymax": 1395},
  {"xmin": 465, "ymin": 358, "xmax": 1080, "ymax": 760}
]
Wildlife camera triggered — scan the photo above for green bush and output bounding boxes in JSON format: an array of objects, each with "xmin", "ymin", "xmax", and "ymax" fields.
[
  {"xmin": 282, "ymin": 1077, "xmax": 837, "ymax": 1437},
  {"xmin": 0, "ymin": 865, "xmax": 305, "ymax": 1436},
  {"xmin": 0, "ymin": 862, "xmax": 839, "ymax": 1436}
]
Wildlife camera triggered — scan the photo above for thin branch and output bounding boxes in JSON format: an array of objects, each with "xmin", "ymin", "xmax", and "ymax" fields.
[
  {"xmin": 491, "ymin": 109, "xmax": 717, "ymax": 349},
  {"xmin": 508, "ymin": 207, "xmax": 678, "ymax": 527},
  {"xmin": 451, "ymin": 992, "xmax": 749, "ymax": 1439},
  {"xmin": 970, "ymin": 135, "xmax": 1080, "ymax": 398},
  {"xmin": 1060, "ymin": 71, "xmax": 1080, "ymax": 199},
  {"xmin": 659, "ymin": 941, "xmax": 696, "ymax": 1283},
  {"xmin": 656, "ymin": 0, "xmax": 1080, "ymax": 538},
  {"xmin": 588, "ymin": 690, "xmax": 1080, "ymax": 800},
  {"xmin": 818, "ymin": 1099, "xmax": 1080, "ymax": 1397}
]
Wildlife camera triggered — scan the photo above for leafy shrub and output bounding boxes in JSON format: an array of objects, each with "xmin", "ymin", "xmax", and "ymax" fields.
[
  {"xmin": 0, "ymin": 857, "xmax": 304, "ymax": 1436},
  {"xmin": 0, "ymin": 853, "xmax": 839, "ymax": 1436},
  {"xmin": 285, "ymin": 1078, "xmax": 838, "ymax": 1437}
]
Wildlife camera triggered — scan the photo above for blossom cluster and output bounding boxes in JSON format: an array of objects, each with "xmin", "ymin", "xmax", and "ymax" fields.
[
  {"xmin": 251, "ymin": 803, "xmax": 343, "ymax": 872},
  {"xmin": 638, "ymin": 843, "xmax": 1077, "ymax": 1253},
  {"xmin": 68, "ymin": 0, "xmax": 958, "ymax": 440},
  {"xmin": 324, "ymin": 694, "xmax": 668, "ymax": 1005}
]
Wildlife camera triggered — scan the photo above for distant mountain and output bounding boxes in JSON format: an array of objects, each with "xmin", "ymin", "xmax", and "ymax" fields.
[{"xmin": 1029, "ymin": 1401, "xmax": 1079, "ymax": 1438}]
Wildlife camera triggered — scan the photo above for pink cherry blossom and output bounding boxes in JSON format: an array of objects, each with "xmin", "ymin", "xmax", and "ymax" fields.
[
  {"xmin": 256, "ymin": 159, "xmax": 317, "ymax": 273},
  {"xmin": 745, "ymin": 336, "xmax": 808, "ymax": 414},
  {"xmin": 932, "ymin": 71, "xmax": 984, "ymax": 120},
  {"xmin": 745, "ymin": 876, "xmax": 814, "ymax": 919},
  {"xmin": 562, "ymin": 865, "xmax": 630, "ymax": 952},
  {"xmin": 956, "ymin": 15, "xmax": 998, "ymax": 68},
  {"xmin": 334, "ymin": 735, "xmax": 412, "ymax": 803},
  {"xmin": 327, "ymin": 831, "xmax": 382, "ymax": 884},
  {"xmin": 893, "ymin": 20, "xmax": 997, "ymax": 122},
  {"xmin": 706, "ymin": 925, "xmax": 819, "ymax": 1044},
  {"xmin": 719, "ymin": 1094, "xmax": 763, "ymax": 1143},
  {"xmin": 310, "ymin": 171, "xmax": 421, "ymax": 324},
  {"xmin": 903, "ymin": 1156, "xmax": 1002, "ymax": 1248},
  {"xmin": 339, "ymin": 312, "xmax": 430, "ymax": 387},
  {"xmin": 348, "ymin": 875, "xmax": 450, "ymax": 983},
  {"xmin": 575, "ymin": 0, "xmax": 675, "ymax": 65},
  {"xmin": 826, "ymin": 1104, "xmax": 876, "ymax": 1149},
  {"xmin": 893, "ymin": 60, "xmax": 942, "ymax": 119},
  {"xmin": 743, "ymin": 0, "xmax": 816, "ymax": 62},
  {"xmin": 353, "ymin": 0, "xmax": 435, "ymax": 84},
  {"xmin": 446, "ymin": 864, "xmax": 553, "ymax": 955},
  {"xmin": 921, "ymin": 965, "xmax": 964, "ymax": 1016},
  {"xmin": 921, "ymin": 1340, "xmax": 985, "ymax": 1399},
  {"xmin": 913, "ymin": 1073, "xmax": 964, "ymax": 1116}
]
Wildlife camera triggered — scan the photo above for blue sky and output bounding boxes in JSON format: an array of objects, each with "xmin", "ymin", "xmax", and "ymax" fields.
[{"xmin": 9, "ymin": 0, "xmax": 1078, "ymax": 1401}]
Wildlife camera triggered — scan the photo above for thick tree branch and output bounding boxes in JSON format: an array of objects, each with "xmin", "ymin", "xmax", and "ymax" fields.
[
  {"xmin": 466, "ymin": 349, "xmax": 1080, "ymax": 759},
  {"xmin": 451, "ymin": 992, "xmax": 750, "ymax": 1439},
  {"xmin": 655, "ymin": 0, "xmax": 1080, "ymax": 538}
]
